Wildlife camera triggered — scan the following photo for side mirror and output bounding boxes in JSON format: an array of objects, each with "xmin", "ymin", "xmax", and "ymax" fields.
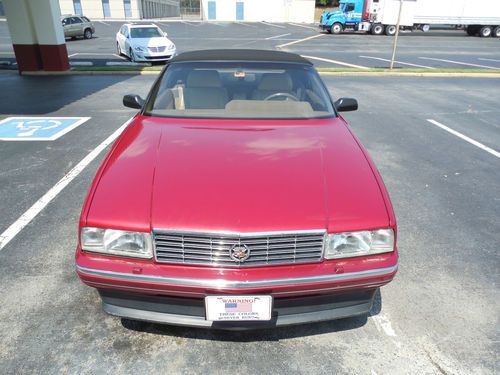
[
  {"xmin": 163, "ymin": 31, "xmax": 168, "ymax": 37},
  {"xmin": 123, "ymin": 94, "xmax": 145, "ymax": 109},
  {"xmin": 334, "ymin": 97, "xmax": 358, "ymax": 112}
]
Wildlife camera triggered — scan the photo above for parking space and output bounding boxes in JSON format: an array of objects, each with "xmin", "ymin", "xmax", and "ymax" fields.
[
  {"xmin": 1, "ymin": 20, "xmax": 500, "ymax": 69},
  {"xmin": 0, "ymin": 71, "xmax": 498, "ymax": 373}
]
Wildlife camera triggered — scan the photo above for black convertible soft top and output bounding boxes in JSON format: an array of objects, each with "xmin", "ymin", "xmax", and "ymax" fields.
[{"xmin": 169, "ymin": 49, "xmax": 313, "ymax": 65}]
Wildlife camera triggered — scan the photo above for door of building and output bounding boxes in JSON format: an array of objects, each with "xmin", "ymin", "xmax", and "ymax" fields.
[
  {"xmin": 208, "ymin": 1, "xmax": 216, "ymax": 20},
  {"xmin": 236, "ymin": 2, "xmax": 244, "ymax": 21}
]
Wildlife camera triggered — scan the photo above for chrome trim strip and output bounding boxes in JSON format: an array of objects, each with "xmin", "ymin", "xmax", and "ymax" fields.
[
  {"xmin": 87, "ymin": 279, "xmax": 386, "ymax": 297},
  {"xmin": 77, "ymin": 263, "xmax": 398, "ymax": 290},
  {"xmin": 152, "ymin": 228, "xmax": 327, "ymax": 237}
]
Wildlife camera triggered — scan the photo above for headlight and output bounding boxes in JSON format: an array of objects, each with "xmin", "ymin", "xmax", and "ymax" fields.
[
  {"xmin": 325, "ymin": 229, "xmax": 394, "ymax": 259},
  {"xmin": 134, "ymin": 46, "xmax": 145, "ymax": 52},
  {"xmin": 81, "ymin": 227, "xmax": 153, "ymax": 259},
  {"xmin": 168, "ymin": 44, "xmax": 175, "ymax": 50}
]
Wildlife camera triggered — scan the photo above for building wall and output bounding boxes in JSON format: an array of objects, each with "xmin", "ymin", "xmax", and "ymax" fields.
[
  {"xmin": 58, "ymin": 0, "xmax": 179, "ymax": 19},
  {"xmin": 201, "ymin": 0, "xmax": 314, "ymax": 23}
]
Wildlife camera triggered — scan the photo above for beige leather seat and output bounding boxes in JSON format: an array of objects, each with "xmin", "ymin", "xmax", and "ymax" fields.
[{"xmin": 184, "ymin": 70, "xmax": 229, "ymax": 109}]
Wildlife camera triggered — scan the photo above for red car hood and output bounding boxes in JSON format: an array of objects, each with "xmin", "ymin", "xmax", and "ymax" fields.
[{"xmin": 86, "ymin": 116, "xmax": 389, "ymax": 233}]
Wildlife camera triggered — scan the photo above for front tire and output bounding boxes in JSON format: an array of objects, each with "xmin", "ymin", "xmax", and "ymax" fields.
[
  {"xmin": 371, "ymin": 24, "xmax": 384, "ymax": 35},
  {"xmin": 129, "ymin": 48, "xmax": 135, "ymax": 62},
  {"xmin": 116, "ymin": 42, "xmax": 121, "ymax": 56},
  {"xmin": 83, "ymin": 28, "xmax": 92, "ymax": 39},
  {"xmin": 385, "ymin": 25, "xmax": 397, "ymax": 36},
  {"xmin": 331, "ymin": 23, "xmax": 343, "ymax": 34}
]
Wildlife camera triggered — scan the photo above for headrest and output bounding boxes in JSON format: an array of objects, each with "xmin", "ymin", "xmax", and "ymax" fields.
[
  {"xmin": 257, "ymin": 73, "xmax": 293, "ymax": 91},
  {"xmin": 187, "ymin": 70, "xmax": 222, "ymax": 88}
]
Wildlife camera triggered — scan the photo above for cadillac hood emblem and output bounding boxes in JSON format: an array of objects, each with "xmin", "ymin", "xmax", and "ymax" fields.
[{"xmin": 229, "ymin": 243, "xmax": 250, "ymax": 262}]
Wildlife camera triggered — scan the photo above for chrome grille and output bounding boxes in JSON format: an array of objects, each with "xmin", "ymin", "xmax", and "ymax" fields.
[
  {"xmin": 148, "ymin": 46, "xmax": 166, "ymax": 52},
  {"xmin": 153, "ymin": 230, "xmax": 325, "ymax": 267}
]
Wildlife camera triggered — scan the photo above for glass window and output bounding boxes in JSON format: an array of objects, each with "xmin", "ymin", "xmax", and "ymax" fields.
[
  {"xmin": 130, "ymin": 27, "xmax": 163, "ymax": 38},
  {"xmin": 81, "ymin": 16, "xmax": 91, "ymax": 22},
  {"xmin": 71, "ymin": 16, "xmax": 82, "ymax": 24},
  {"xmin": 144, "ymin": 62, "xmax": 335, "ymax": 119}
]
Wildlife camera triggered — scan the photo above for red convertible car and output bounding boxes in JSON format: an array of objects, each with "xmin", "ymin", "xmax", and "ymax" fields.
[{"xmin": 76, "ymin": 49, "xmax": 398, "ymax": 329}]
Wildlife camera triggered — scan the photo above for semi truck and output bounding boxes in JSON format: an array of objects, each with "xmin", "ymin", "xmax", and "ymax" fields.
[{"xmin": 319, "ymin": 0, "xmax": 500, "ymax": 37}]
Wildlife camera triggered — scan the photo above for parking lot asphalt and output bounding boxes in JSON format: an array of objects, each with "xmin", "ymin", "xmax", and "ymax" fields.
[
  {"xmin": 0, "ymin": 71, "xmax": 498, "ymax": 374},
  {"xmin": 0, "ymin": 19, "xmax": 500, "ymax": 70}
]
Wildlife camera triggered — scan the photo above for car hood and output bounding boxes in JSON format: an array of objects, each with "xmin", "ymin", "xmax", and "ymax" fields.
[
  {"xmin": 86, "ymin": 116, "xmax": 389, "ymax": 233},
  {"xmin": 130, "ymin": 37, "xmax": 174, "ymax": 48}
]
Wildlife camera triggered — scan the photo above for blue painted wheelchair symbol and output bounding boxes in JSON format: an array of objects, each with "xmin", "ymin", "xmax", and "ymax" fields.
[{"xmin": 0, "ymin": 117, "xmax": 90, "ymax": 141}]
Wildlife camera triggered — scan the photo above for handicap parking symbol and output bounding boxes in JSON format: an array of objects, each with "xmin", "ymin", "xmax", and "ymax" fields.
[{"xmin": 0, "ymin": 117, "xmax": 90, "ymax": 141}]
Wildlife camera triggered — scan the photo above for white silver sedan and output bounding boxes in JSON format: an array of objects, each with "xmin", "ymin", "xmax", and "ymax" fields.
[{"xmin": 116, "ymin": 23, "xmax": 176, "ymax": 63}]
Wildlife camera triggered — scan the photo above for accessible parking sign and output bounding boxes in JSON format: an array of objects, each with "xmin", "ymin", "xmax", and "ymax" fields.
[{"xmin": 0, "ymin": 117, "xmax": 91, "ymax": 141}]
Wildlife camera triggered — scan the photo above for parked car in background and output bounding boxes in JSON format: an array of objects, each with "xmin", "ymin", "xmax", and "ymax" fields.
[
  {"xmin": 76, "ymin": 49, "xmax": 398, "ymax": 330},
  {"xmin": 61, "ymin": 15, "xmax": 95, "ymax": 39},
  {"xmin": 116, "ymin": 22, "xmax": 176, "ymax": 63}
]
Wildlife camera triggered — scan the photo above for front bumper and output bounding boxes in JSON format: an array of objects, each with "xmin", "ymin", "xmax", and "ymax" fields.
[
  {"xmin": 76, "ymin": 250, "xmax": 397, "ymax": 329},
  {"xmin": 100, "ymin": 288, "xmax": 377, "ymax": 330},
  {"xmin": 134, "ymin": 50, "xmax": 176, "ymax": 62}
]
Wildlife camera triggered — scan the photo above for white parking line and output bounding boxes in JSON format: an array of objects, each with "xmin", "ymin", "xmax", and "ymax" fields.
[
  {"xmin": 261, "ymin": 21, "xmax": 287, "ymax": 29},
  {"xmin": 70, "ymin": 61, "xmax": 93, "ymax": 66},
  {"xmin": 288, "ymin": 22, "xmax": 318, "ymax": 30},
  {"xmin": 276, "ymin": 34, "xmax": 323, "ymax": 48},
  {"xmin": 68, "ymin": 53, "xmax": 79, "ymax": 58},
  {"xmin": 478, "ymin": 58, "xmax": 500, "ymax": 63},
  {"xmin": 235, "ymin": 22, "xmax": 257, "ymax": 28},
  {"xmin": 265, "ymin": 33, "xmax": 291, "ymax": 40},
  {"xmin": 360, "ymin": 55, "xmax": 436, "ymax": 69},
  {"xmin": 0, "ymin": 118, "xmax": 132, "ymax": 252},
  {"xmin": 112, "ymin": 53, "xmax": 128, "ymax": 61},
  {"xmin": 99, "ymin": 21, "xmax": 111, "ymax": 26},
  {"xmin": 106, "ymin": 61, "xmax": 143, "ymax": 66},
  {"xmin": 302, "ymin": 55, "xmax": 369, "ymax": 69},
  {"xmin": 419, "ymin": 57, "xmax": 500, "ymax": 70},
  {"xmin": 371, "ymin": 313, "xmax": 397, "ymax": 337},
  {"xmin": 427, "ymin": 119, "xmax": 500, "ymax": 158}
]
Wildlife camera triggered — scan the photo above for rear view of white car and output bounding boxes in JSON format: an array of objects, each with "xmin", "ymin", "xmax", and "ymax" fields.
[{"xmin": 116, "ymin": 23, "xmax": 176, "ymax": 63}]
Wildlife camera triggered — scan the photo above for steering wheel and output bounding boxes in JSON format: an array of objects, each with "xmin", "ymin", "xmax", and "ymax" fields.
[{"xmin": 264, "ymin": 92, "xmax": 299, "ymax": 102}]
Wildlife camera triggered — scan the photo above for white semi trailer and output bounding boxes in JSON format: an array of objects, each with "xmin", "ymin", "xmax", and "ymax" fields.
[{"xmin": 319, "ymin": 0, "xmax": 500, "ymax": 37}]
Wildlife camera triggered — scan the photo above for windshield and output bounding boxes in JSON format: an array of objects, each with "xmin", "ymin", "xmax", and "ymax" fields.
[
  {"xmin": 130, "ymin": 27, "xmax": 162, "ymax": 38},
  {"xmin": 144, "ymin": 62, "xmax": 335, "ymax": 119}
]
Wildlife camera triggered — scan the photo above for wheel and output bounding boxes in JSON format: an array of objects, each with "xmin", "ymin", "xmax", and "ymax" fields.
[
  {"xmin": 116, "ymin": 42, "xmax": 121, "ymax": 56},
  {"xmin": 466, "ymin": 25, "xmax": 478, "ymax": 36},
  {"xmin": 493, "ymin": 26, "xmax": 500, "ymax": 38},
  {"xmin": 421, "ymin": 24, "xmax": 430, "ymax": 32},
  {"xmin": 83, "ymin": 28, "xmax": 92, "ymax": 39},
  {"xmin": 331, "ymin": 23, "xmax": 343, "ymax": 34},
  {"xmin": 479, "ymin": 26, "xmax": 492, "ymax": 38},
  {"xmin": 129, "ymin": 48, "xmax": 135, "ymax": 62},
  {"xmin": 385, "ymin": 25, "xmax": 397, "ymax": 36},
  {"xmin": 371, "ymin": 24, "xmax": 384, "ymax": 35}
]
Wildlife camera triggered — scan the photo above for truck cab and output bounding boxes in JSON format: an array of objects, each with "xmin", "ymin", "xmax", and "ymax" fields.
[{"xmin": 319, "ymin": 0, "xmax": 366, "ymax": 34}]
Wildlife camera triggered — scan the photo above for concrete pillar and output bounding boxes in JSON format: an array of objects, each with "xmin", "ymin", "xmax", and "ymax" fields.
[{"xmin": 3, "ymin": 0, "xmax": 69, "ymax": 72}]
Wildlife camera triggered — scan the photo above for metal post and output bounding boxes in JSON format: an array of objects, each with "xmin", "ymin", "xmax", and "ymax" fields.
[{"xmin": 390, "ymin": 0, "xmax": 403, "ymax": 70}]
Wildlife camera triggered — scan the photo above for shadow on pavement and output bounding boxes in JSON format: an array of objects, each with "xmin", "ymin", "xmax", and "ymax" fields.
[{"xmin": 0, "ymin": 73, "xmax": 135, "ymax": 115}]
